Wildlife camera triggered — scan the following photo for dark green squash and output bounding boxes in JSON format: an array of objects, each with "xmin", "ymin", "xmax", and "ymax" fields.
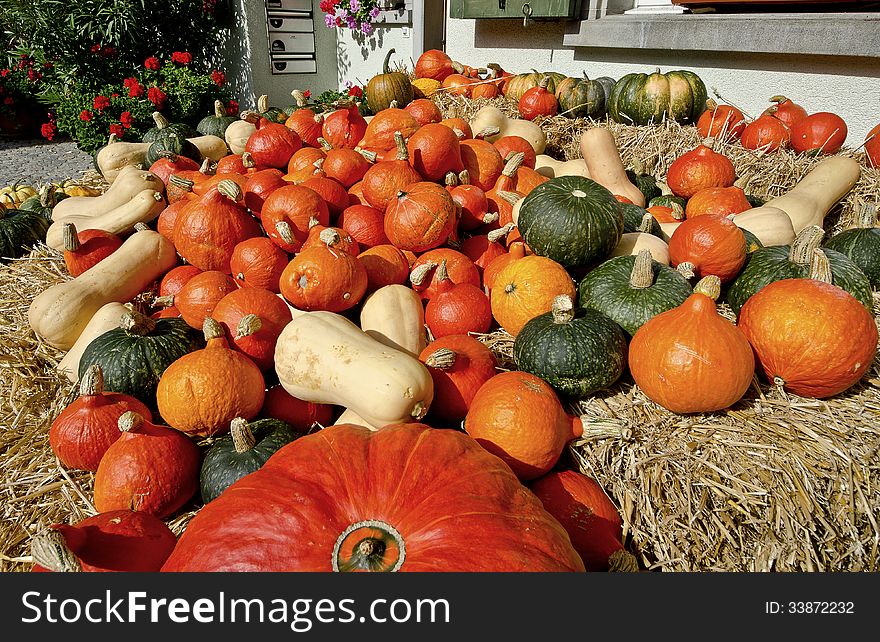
[
  {"xmin": 517, "ymin": 175, "xmax": 624, "ymax": 269},
  {"xmin": 257, "ymin": 94, "xmax": 288, "ymax": 124},
  {"xmin": 77, "ymin": 311, "xmax": 204, "ymax": 408},
  {"xmin": 621, "ymin": 204, "xmax": 663, "ymax": 238},
  {"xmin": 365, "ymin": 48, "xmax": 414, "ymax": 113},
  {"xmin": 145, "ymin": 128, "xmax": 202, "ymax": 167},
  {"xmin": 283, "ymin": 89, "xmax": 311, "ymax": 117},
  {"xmin": 625, "ymin": 170, "xmax": 662, "ymax": 202},
  {"xmin": 745, "ymin": 193, "xmax": 767, "ymax": 208},
  {"xmin": 727, "ymin": 225, "xmax": 873, "ymax": 313},
  {"xmin": 594, "ymin": 77, "xmax": 616, "ymax": 111},
  {"xmin": 0, "ymin": 202, "xmax": 51, "ymax": 261},
  {"xmin": 554, "ymin": 73, "xmax": 606, "ymax": 119},
  {"xmin": 608, "ymin": 69, "xmax": 707, "ymax": 125},
  {"xmin": 513, "ymin": 295, "xmax": 628, "ymax": 398},
  {"xmin": 578, "ymin": 249, "xmax": 692, "ymax": 336},
  {"xmin": 196, "ymin": 100, "xmax": 238, "ymax": 138},
  {"xmin": 142, "ymin": 112, "xmax": 198, "ymax": 143},
  {"xmin": 199, "ymin": 417, "xmax": 301, "ymax": 503},
  {"xmin": 19, "ymin": 185, "xmax": 66, "ymax": 221},
  {"xmin": 741, "ymin": 228, "xmax": 764, "ymax": 255},
  {"xmin": 823, "ymin": 205, "xmax": 880, "ymax": 288},
  {"xmin": 648, "ymin": 195, "xmax": 687, "ymax": 210}
]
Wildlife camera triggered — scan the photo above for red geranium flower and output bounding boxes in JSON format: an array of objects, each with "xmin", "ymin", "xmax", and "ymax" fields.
[
  {"xmin": 144, "ymin": 57, "xmax": 161, "ymax": 70},
  {"xmin": 211, "ymin": 70, "xmax": 225, "ymax": 86},
  {"xmin": 128, "ymin": 80, "xmax": 144, "ymax": 98},
  {"xmin": 3, "ymin": 96, "xmax": 13, "ymax": 106},
  {"xmin": 123, "ymin": 77, "xmax": 137, "ymax": 87},
  {"xmin": 109, "ymin": 124, "xmax": 125, "ymax": 138},
  {"xmin": 0, "ymin": 69, "xmax": 8, "ymax": 77},
  {"xmin": 120, "ymin": 111, "xmax": 134, "ymax": 129},
  {"xmin": 147, "ymin": 87, "xmax": 167, "ymax": 108},
  {"xmin": 101, "ymin": 46, "xmax": 116, "ymax": 58},
  {"xmin": 303, "ymin": 90, "xmax": 312, "ymax": 98},
  {"xmin": 41, "ymin": 122, "xmax": 57, "ymax": 141},
  {"xmin": 227, "ymin": 100, "xmax": 239, "ymax": 116},
  {"xmin": 93, "ymin": 95, "xmax": 110, "ymax": 111},
  {"xmin": 348, "ymin": 85, "xmax": 362, "ymax": 98},
  {"xmin": 90, "ymin": 44, "xmax": 101, "ymax": 53},
  {"xmin": 171, "ymin": 52, "xmax": 192, "ymax": 66},
  {"xmin": 80, "ymin": 110, "xmax": 93, "ymax": 122}
]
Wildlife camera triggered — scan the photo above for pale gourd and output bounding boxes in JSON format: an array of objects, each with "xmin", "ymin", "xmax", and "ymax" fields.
[
  {"xmin": 534, "ymin": 155, "xmax": 591, "ymax": 179},
  {"xmin": 274, "ymin": 311, "xmax": 434, "ymax": 429},
  {"xmin": 579, "ymin": 128, "xmax": 645, "ymax": 206},
  {"xmin": 95, "ymin": 135, "xmax": 151, "ymax": 183},
  {"xmin": 51, "ymin": 166, "xmax": 164, "ymax": 221},
  {"xmin": 359, "ymin": 285, "xmax": 427, "ymax": 357},
  {"xmin": 610, "ymin": 232, "xmax": 670, "ymax": 265},
  {"xmin": 469, "ymin": 106, "xmax": 546, "ymax": 154},
  {"xmin": 57, "ymin": 302, "xmax": 130, "ymax": 382},
  {"xmin": 45, "ymin": 190, "xmax": 165, "ymax": 250},
  {"xmin": 225, "ymin": 120, "xmax": 257, "ymax": 156},
  {"xmin": 188, "ymin": 135, "xmax": 229, "ymax": 162},
  {"xmin": 763, "ymin": 156, "xmax": 860, "ymax": 234},
  {"xmin": 732, "ymin": 206, "xmax": 796, "ymax": 247},
  {"xmin": 333, "ymin": 408, "xmax": 375, "ymax": 430},
  {"xmin": 275, "ymin": 294, "xmax": 309, "ymax": 321},
  {"xmin": 28, "ymin": 226, "xmax": 177, "ymax": 351}
]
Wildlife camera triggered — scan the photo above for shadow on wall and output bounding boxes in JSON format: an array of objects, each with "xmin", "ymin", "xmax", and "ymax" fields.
[
  {"xmin": 337, "ymin": 27, "xmax": 389, "ymax": 87},
  {"xmin": 208, "ymin": 0, "xmax": 254, "ymax": 108}
]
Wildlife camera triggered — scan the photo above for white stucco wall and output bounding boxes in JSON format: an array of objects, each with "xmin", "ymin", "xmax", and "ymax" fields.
[
  {"xmin": 334, "ymin": 23, "xmax": 419, "ymax": 88},
  {"xmin": 443, "ymin": 16, "xmax": 880, "ymax": 144}
]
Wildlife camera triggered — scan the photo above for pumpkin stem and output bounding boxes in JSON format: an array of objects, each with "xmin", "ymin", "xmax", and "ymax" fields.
[
  {"xmin": 451, "ymin": 61, "xmax": 465, "ymax": 74},
  {"xmin": 502, "ymin": 152, "xmax": 525, "ymax": 177},
  {"xmin": 157, "ymin": 150, "xmax": 180, "ymax": 162},
  {"xmin": 358, "ymin": 148, "xmax": 377, "ymax": 163},
  {"xmin": 487, "ymin": 223, "xmax": 516, "ymax": 243},
  {"xmin": 236, "ymin": 314, "xmax": 262, "ymax": 338},
  {"xmin": 475, "ymin": 126, "xmax": 501, "ymax": 139},
  {"xmin": 203, "ymin": 317, "xmax": 225, "ymax": 341},
  {"xmin": 39, "ymin": 183, "xmax": 58, "ymax": 208},
  {"xmin": 537, "ymin": 76, "xmax": 551, "ymax": 90},
  {"xmin": 425, "ymin": 348, "xmax": 456, "ymax": 369},
  {"xmin": 307, "ymin": 216, "xmax": 321, "ymax": 230},
  {"xmin": 276, "ymin": 220, "xmax": 295, "ymax": 245},
  {"xmin": 230, "ymin": 417, "xmax": 257, "ymax": 453},
  {"xmin": 240, "ymin": 110, "xmax": 261, "ymax": 125},
  {"xmin": 693, "ymin": 275, "xmax": 721, "ymax": 300},
  {"xmin": 551, "ymin": 294, "xmax": 575, "ymax": 324},
  {"xmin": 241, "ymin": 152, "xmax": 256, "ymax": 169},
  {"xmin": 788, "ymin": 225, "xmax": 825, "ymax": 265},
  {"xmin": 199, "ymin": 158, "xmax": 214, "ymax": 175},
  {"xmin": 451, "ymin": 128, "xmax": 467, "ymax": 140},
  {"xmin": 107, "ymin": 133, "xmax": 118, "ymax": 145},
  {"xmin": 444, "ymin": 171, "xmax": 459, "ymax": 188},
  {"xmin": 409, "ymin": 261, "xmax": 437, "ymax": 286},
  {"xmin": 497, "ymin": 190, "xmax": 522, "ymax": 206},
  {"xmin": 313, "ymin": 158, "xmax": 325, "ymax": 171},
  {"xmin": 382, "ymin": 48, "xmax": 396, "ymax": 75},
  {"xmin": 152, "ymin": 111, "xmax": 170, "ymax": 130},
  {"xmin": 290, "ymin": 89, "xmax": 308, "ymax": 108},
  {"xmin": 79, "ymin": 364, "xmax": 104, "ymax": 397},
  {"xmin": 118, "ymin": 411, "xmax": 144, "ymax": 433},
  {"xmin": 213, "ymin": 99, "xmax": 227, "ymax": 118},
  {"xmin": 809, "ymin": 248, "xmax": 833, "ymax": 283},
  {"xmin": 317, "ymin": 137, "xmax": 333, "ymax": 151},
  {"xmin": 458, "ymin": 169, "xmax": 470, "ymax": 185},
  {"xmin": 30, "ymin": 531, "xmax": 81, "ymax": 573},
  {"xmin": 217, "ymin": 179, "xmax": 242, "ymax": 202},
  {"xmin": 629, "ymin": 249, "xmax": 656, "ymax": 289},
  {"xmin": 571, "ymin": 417, "xmax": 632, "ymax": 442},
  {"xmin": 62, "ymin": 222, "xmax": 80, "ymax": 252},
  {"xmin": 637, "ymin": 214, "xmax": 655, "ymax": 234},
  {"xmin": 393, "ymin": 131, "xmax": 409, "ymax": 161},
  {"xmin": 169, "ymin": 175, "xmax": 195, "ymax": 191},
  {"xmin": 119, "ymin": 310, "xmax": 157, "ymax": 336},
  {"xmin": 389, "ymin": 100, "xmax": 399, "ymax": 109},
  {"xmin": 257, "ymin": 95, "xmax": 270, "ymax": 113},
  {"xmin": 332, "ymin": 520, "xmax": 406, "ymax": 572},
  {"xmin": 676, "ymin": 262, "xmax": 696, "ymax": 280},
  {"xmin": 133, "ymin": 222, "xmax": 150, "ymax": 232},
  {"xmin": 482, "ymin": 212, "xmax": 499, "ymax": 225},
  {"xmin": 411, "ymin": 400, "xmax": 428, "ymax": 420},
  {"xmin": 608, "ymin": 550, "xmax": 640, "ymax": 573},
  {"xmin": 435, "ymin": 259, "xmax": 450, "ymax": 283},
  {"xmin": 856, "ymin": 202, "xmax": 877, "ymax": 228},
  {"xmin": 705, "ymin": 98, "xmax": 718, "ymax": 112},
  {"xmin": 769, "ymin": 95, "xmax": 788, "ymax": 104},
  {"xmin": 701, "ymin": 137, "xmax": 716, "ymax": 150},
  {"xmin": 670, "ymin": 202, "xmax": 685, "ymax": 221},
  {"xmin": 319, "ymin": 227, "xmax": 342, "ymax": 247}
]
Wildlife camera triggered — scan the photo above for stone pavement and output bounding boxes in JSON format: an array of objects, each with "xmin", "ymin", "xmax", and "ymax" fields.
[{"xmin": 0, "ymin": 137, "xmax": 94, "ymax": 185}]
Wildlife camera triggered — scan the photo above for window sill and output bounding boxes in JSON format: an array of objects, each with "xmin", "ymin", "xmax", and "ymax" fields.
[{"xmin": 561, "ymin": 12, "xmax": 880, "ymax": 58}]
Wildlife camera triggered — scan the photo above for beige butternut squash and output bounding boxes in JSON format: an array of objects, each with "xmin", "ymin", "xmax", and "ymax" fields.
[
  {"xmin": 57, "ymin": 302, "xmax": 130, "ymax": 382},
  {"xmin": 274, "ymin": 311, "xmax": 433, "ymax": 429},
  {"xmin": 275, "ymin": 294, "xmax": 309, "ymax": 321},
  {"xmin": 579, "ymin": 128, "xmax": 644, "ymax": 206},
  {"xmin": 763, "ymin": 157, "xmax": 860, "ymax": 234},
  {"xmin": 333, "ymin": 408, "xmax": 375, "ymax": 430},
  {"xmin": 52, "ymin": 166, "xmax": 164, "ymax": 221},
  {"xmin": 469, "ymin": 106, "xmax": 546, "ymax": 154},
  {"xmin": 188, "ymin": 135, "xmax": 229, "ymax": 162},
  {"xmin": 732, "ymin": 206, "xmax": 796, "ymax": 246},
  {"xmin": 225, "ymin": 120, "xmax": 256, "ymax": 156},
  {"xmin": 534, "ymin": 155, "xmax": 591, "ymax": 179},
  {"xmin": 28, "ymin": 226, "xmax": 177, "ymax": 350},
  {"xmin": 611, "ymin": 232, "xmax": 670, "ymax": 265},
  {"xmin": 359, "ymin": 285, "xmax": 427, "ymax": 357},
  {"xmin": 45, "ymin": 190, "xmax": 165, "ymax": 250},
  {"xmin": 95, "ymin": 135, "xmax": 151, "ymax": 183}
]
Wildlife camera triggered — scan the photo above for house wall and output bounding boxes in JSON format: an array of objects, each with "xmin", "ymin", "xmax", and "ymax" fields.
[
  {"xmin": 443, "ymin": 15, "xmax": 880, "ymax": 144},
  {"xmin": 335, "ymin": 23, "xmax": 418, "ymax": 88}
]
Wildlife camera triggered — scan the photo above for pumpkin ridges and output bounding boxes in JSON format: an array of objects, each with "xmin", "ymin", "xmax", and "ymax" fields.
[
  {"xmin": 490, "ymin": 255, "xmax": 576, "ymax": 337},
  {"xmin": 384, "ymin": 182, "xmax": 457, "ymax": 252},
  {"xmin": 418, "ymin": 335, "xmax": 497, "ymax": 424}
]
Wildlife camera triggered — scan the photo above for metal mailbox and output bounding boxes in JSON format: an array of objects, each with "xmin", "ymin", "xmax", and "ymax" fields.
[
  {"xmin": 449, "ymin": 0, "xmax": 582, "ymax": 19},
  {"xmin": 265, "ymin": 0, "xmax": 317, "ymax": 74}
]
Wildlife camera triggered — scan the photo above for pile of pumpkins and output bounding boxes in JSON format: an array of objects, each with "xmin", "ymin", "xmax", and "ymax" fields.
[{"xmin": 16, "ymin": 66, "xmax": 880, "ymax": 572}]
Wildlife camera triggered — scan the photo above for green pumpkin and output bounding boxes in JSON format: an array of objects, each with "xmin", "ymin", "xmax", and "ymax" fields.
[
  {"xmin": 365, "ymin": 49, "xmax": 414, "ymax": 113},
  {"xmin": 506, "ymin": 70, "xmax": 561, "ymax": 103},
  {"xmin": 197, "ymin": 99, "xmax": 238, "ymax": 138},
  {"xmin": 578, "ymin": 250, "xmax": 692, "ymax": 336},
  {"xmin": 19, "ymin": 185, "xmax": 66, "ymax": 220},
  {"xmin": 0, "ymin": 203, "xmax": 51, "ymax": 261},
  {"xmin": 142, "ymin": 112, "xmax": 198, "ymax": 143},
  {"xmin": 621, "ymin": 203, "xmax": 663, "ymax": 238},
  {"xmin": 741, "ymin": 229, "xmax": 764, "ymax": 255},
  {"xmin": 145, "ymin": 129, "xmax": 202, "ymax": 167},
  {"xmin": 625, "ymin": 170, "xmax": 662, "ymax": 202},
  {"xmin": 823, "ymin": 206, "xmax": 880, "ymax": 288},
  {"xmin": 513, "ymin": 295, "xmax": 627, "ymax": 398},
  {"xmin": 554, "ymin": 74, "xmax": 606, "ymax": 119},
  {"xmin": 594, "ymin": 76, "xmax": 616, "ymax": 109},
  {"xmin": 517, "ymin": 175, "xmax": 624, "ymax": 269},
  {"xmin": 608, "ymin": 69, "xmax": 707, "ymax": 125},
  {"xmin": 256, "ymin": 94, "xmax": 288, "ymax": 124},
  {"xmin": 200, "ymin": 417, "xmax": 301, "ymax": 503},
  {"xmin": 648, "ymin": 195, "xmax": 687, "ymax": 210},
  {"xmin": 727, "ymin": 226, "xmax": 873, "ymax": 314},
  {"xmin": 745, "ymin": 193, "xmax": 766, "ymax": 208},
  {"xmin": 77, "ymin": 311, "xmax": 203, "ymax": 408}
]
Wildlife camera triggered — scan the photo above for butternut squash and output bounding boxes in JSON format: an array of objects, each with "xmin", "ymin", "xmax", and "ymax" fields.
[
  {"xmin": 51, "ymin": 166, "xmax": 164, "ymax": 221},
  {"xmin": 274, "ymin": 311, "xmax": 434, "ymax": 429},
  {"xmin": 225, "ymin": 120, "xmax": 256, "ymax": 156},
  {"xmin": 534, "ymin": 155, "xmax": 591, "ymax": 179},
  {"xmin": 275, "ymin": 294, "xmax": 309, "ymax": 321},
  {"xmin": 469, "ymin": 106, "xmax": 546, "ymax": 154},
  {"xmin": 579, "ymin": 128, "xmax": 644, "ymax": 206},
  {"xmin": 732, "ymin": 206, "xmax": 796, "ymax": 246},
  {"xmin": 333, "ymin": 407, "xmax": 375, "ymax": 430},
  {"xmin": 188, "ymin": 135, "xmax": 229, "ymax": 162},
  {"xmin": 610, "ymin": 232, "xmax": 670, "ymax": 265},
  {"xmin": 28, "ymin": 226, "xmax": 177, "ymax": 351},
  {"xmin": 763, "ymin": 157, "xmax": 860, "ymax": 233},
  {"xmin": 57, "ymin": 302, "xmax": 130, "ymax": 382},
  {"xmin": 359, "ymin": 285, "xmax": 427, "ymax": 357},
  {"xmin": 45, "ymin": 190, "xmax": 165, "ymax": 250},
  {"xmin": 95, "ymin": 135, "xmax": 151, "ymax": 183}
]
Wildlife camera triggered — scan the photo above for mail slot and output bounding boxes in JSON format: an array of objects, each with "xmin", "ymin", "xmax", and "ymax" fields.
[
  {"xmin": 269, "ymin": 32, "xmax": 316, "ymax": 54},
  {"xmin": 266, "ymin": 0, "xmax": 312, "ymax": 12},
  {"xmin": 271, "ymin": 56, "xmax": 318, "ymax": 74},
  {"xmin": 267, "ymin": 14, "xmax": 315, "ymax": 32}
]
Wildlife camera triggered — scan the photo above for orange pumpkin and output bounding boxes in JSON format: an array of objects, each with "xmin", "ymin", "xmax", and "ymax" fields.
[
  {"xmin": 647, "ymin": 204, "xmax": 685, "ymax": 224},
  {"xmin": 483, "ymin": 241, "xmax": 528, "ymax": 291},
  {"xmin": 358, "ymin": 108, "xmax": 420, "ymax": 153},
  {"xmin": 404, "ymin": 98, "xmax": 442, "ymax": 126},
  {"xmin": 741, "ymin": 114, "xmax": 791, "ymax": 152},
  {"xmin": 425, "ymin": 260, "xmax": 492, "ymax": 338},
  {"xmin": 321, "ymin": 102, "xmax": 368, "ymax": 149},
  {"xmin": 441, "ymin": 73, "xmax": 472, "ymax": 97},
  {"xmin": 301, "ymin": 221, "xmax": 360, "ymax": 257},
  {"xmin": 493, "ymin": 135, "xmax": 537, "ymax": 168},
  {"xmin": 513, "ymin": 165, "xmax": 549, "ymax": 196},
  {"xmin": 418, "ymin": 335, "xmax": 497, "ymax": 425},
  {"xmin": 156, "ymin": 318, "xmax": 266, "ymax": 437},
  {"xmin": 337, "ymin": 204, "xmax": 389, "ymax": 249},
  {"xmin": 696, "ymin": 99, "xmax": 746, "ymax": 141},
  {"xmin": 300, "ymin": 176, "xmax": 349, "ymax": 217},
  {"xmin": 761, "ymin": 95, "xmax": 807, "ymax": 130},
  {"xmin": 357, "ymin": 244, "xmax": 410, "ymax": 292},
  {"xmin": 518, "ymin": 80, "xmax": 558, "ymax": 120},
  {"xmin": 261, "ymin": 184, "xmax": 330, "ymax": 253},
  {"xmin": 790, "ymin": 112, "xmax": 848, "ymax": 155},
  {"xmin": 285, "ymin": 108, "xmax": 324, "ymax": 148},
  {"xmin": 260, "ymin": 385, "xmax": 335, "ymax": 431},
  {"xmin": 685, "ymin": 186, "xmax": 751, "ymax": 219},
  {"xmin": 865, "ymin": 123, "xmax": 880, "ymax": 168},
  {"xmin": 320, "ymin": 146, "xmax": 371, "ymax": 188},
  {"xmin": 230, "ymin": 237, "xmax": 288, "ymax": 292},
  {"xmin": 470, "ymin": 81, "xmax": 499, "ymax": 100},
  {"xmin": 242, "ymin": 112, "xmax": 302, "ymax": 169},
  {"xmin": 451, "ymin": 183, "xmax": 492, "ymax": 231},
  {"xmin": 415, "ymin": 49, "xmax": 456, "ymax": 81},
  {"xmin": 279, "ymin": 243, "xmax": 368, "ymax": 312},
  {"xmin": 175, "ymin": 270, "xmax": 238, "ymax": 329},
  {"xmin": 361, "ymin": 132, "xmax": 423, "ymax": 212},
  {"xmin": 461, "ymin": 232, "xmax": 508, "ymax": 279},
  {"xmin": 459, "ymin": 138, "xmax": 504, "ymax": 192},
  {"xmin": 62, "ymin": 225, "xmax": 122, "ymax": 277},
  {"xmin": 212, "ymin": 287, "xmax": 293, "ymax": 371},
  {"xmin": 156, "ymin": 198, "xmax": 191, "ymax": 240},
  {"xmin": 159, "ymin": 265, "xmax": 202, "ymax": 299},
  {"xmin": 490, "ymin": 255, "xmax": 576, "ymax": 337},
  {"xmin": 284, "ymin": 146, "xmax": 326, "ymax": 183},
  {"xmin": 628, "ymin": 276, "xmax": 755, "ymax": 413},
  {"xmin": 668, "ymin": 214, "xmax": 747, "ymax": 283},
  {"xmin": 409, "ymin": 248, "xmax": 480, "ymax": 300},
  {"xmin": 439, "ymin": 117, "xmax": 472, "ymax": 140},
  {"xmin": 406, "ymin": 123, "xmax": 465, "ymax": 181},
  {"xmin": 243, "ymin": 168, "xmax": 286, "ymax": 217},
  {"xmin": 384, "ymin": 181, "xmax": 457, "ymax": 252},
  {"xmin": 666, "ymin": 141, "xmax": 736, "ymax": 199}
]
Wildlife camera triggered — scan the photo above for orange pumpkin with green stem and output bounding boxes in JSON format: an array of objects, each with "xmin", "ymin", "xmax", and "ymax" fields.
[
  {"xmin": 409, "ymin": 248, "xmax": 480, "ymax": 300},
  {"xmin": 261, "ymin": 184, "xmax": 330, "ymax": 253},
  {"xmin": 62, "ymin": 224, "xmax": 122, "ymax": 277},
  {"xmin": 668, "ymin": 214, "xmax": 747, "ymax": 282},
  {"xmin": 212, "ymin": 287, "xmax": 293, "ymax": 371},
  {"xmin": 384, "ymin": 181, "xmax": 457, "ymax": 252},
  {"xmin": 279, "ymin": 241, "xmax": 368, "ymax": 312}
]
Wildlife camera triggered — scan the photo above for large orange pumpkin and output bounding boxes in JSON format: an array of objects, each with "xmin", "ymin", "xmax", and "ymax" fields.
[
  {"xmin": 666, "ymin": 141, "xmax": 736, "ymax": 199},
  {"xmin": 415, "ymin": 49, "xmax": 456, "ymax": 82},
  {"xmin": 409, "ymin": 248, "xmax": 480, "ymax": 300},
  {"xmin": 459, "ymin": 138, "xmax": 504, "ymax": 192},
  {"xmin": 684, "ymin": 186, "xmax": 751, "ymax": 219},
  {"xmin": 384, "ymin": 181, "xmax": 457, "ymax": 252},
  {"xmin": 628, "ymin": 277, "xmax": 755, "ymax": 414},
  {"xmin": 490, "ymin": 255, "xmax": 576, "ymax": 336},
  {"xmin": 161, "ymin": 423, "xmax": 584, "ymax": 572},
  {"xmin": 261, "ymin": 184, "xmax": 330, "ymax": 253},
  {"xmin": 668, "ymin": 214, "xmax": 747, "ymax": 283},
  {"xmin": 279, "ymin": 242, "xmax": 368, "ymax": 312}
]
